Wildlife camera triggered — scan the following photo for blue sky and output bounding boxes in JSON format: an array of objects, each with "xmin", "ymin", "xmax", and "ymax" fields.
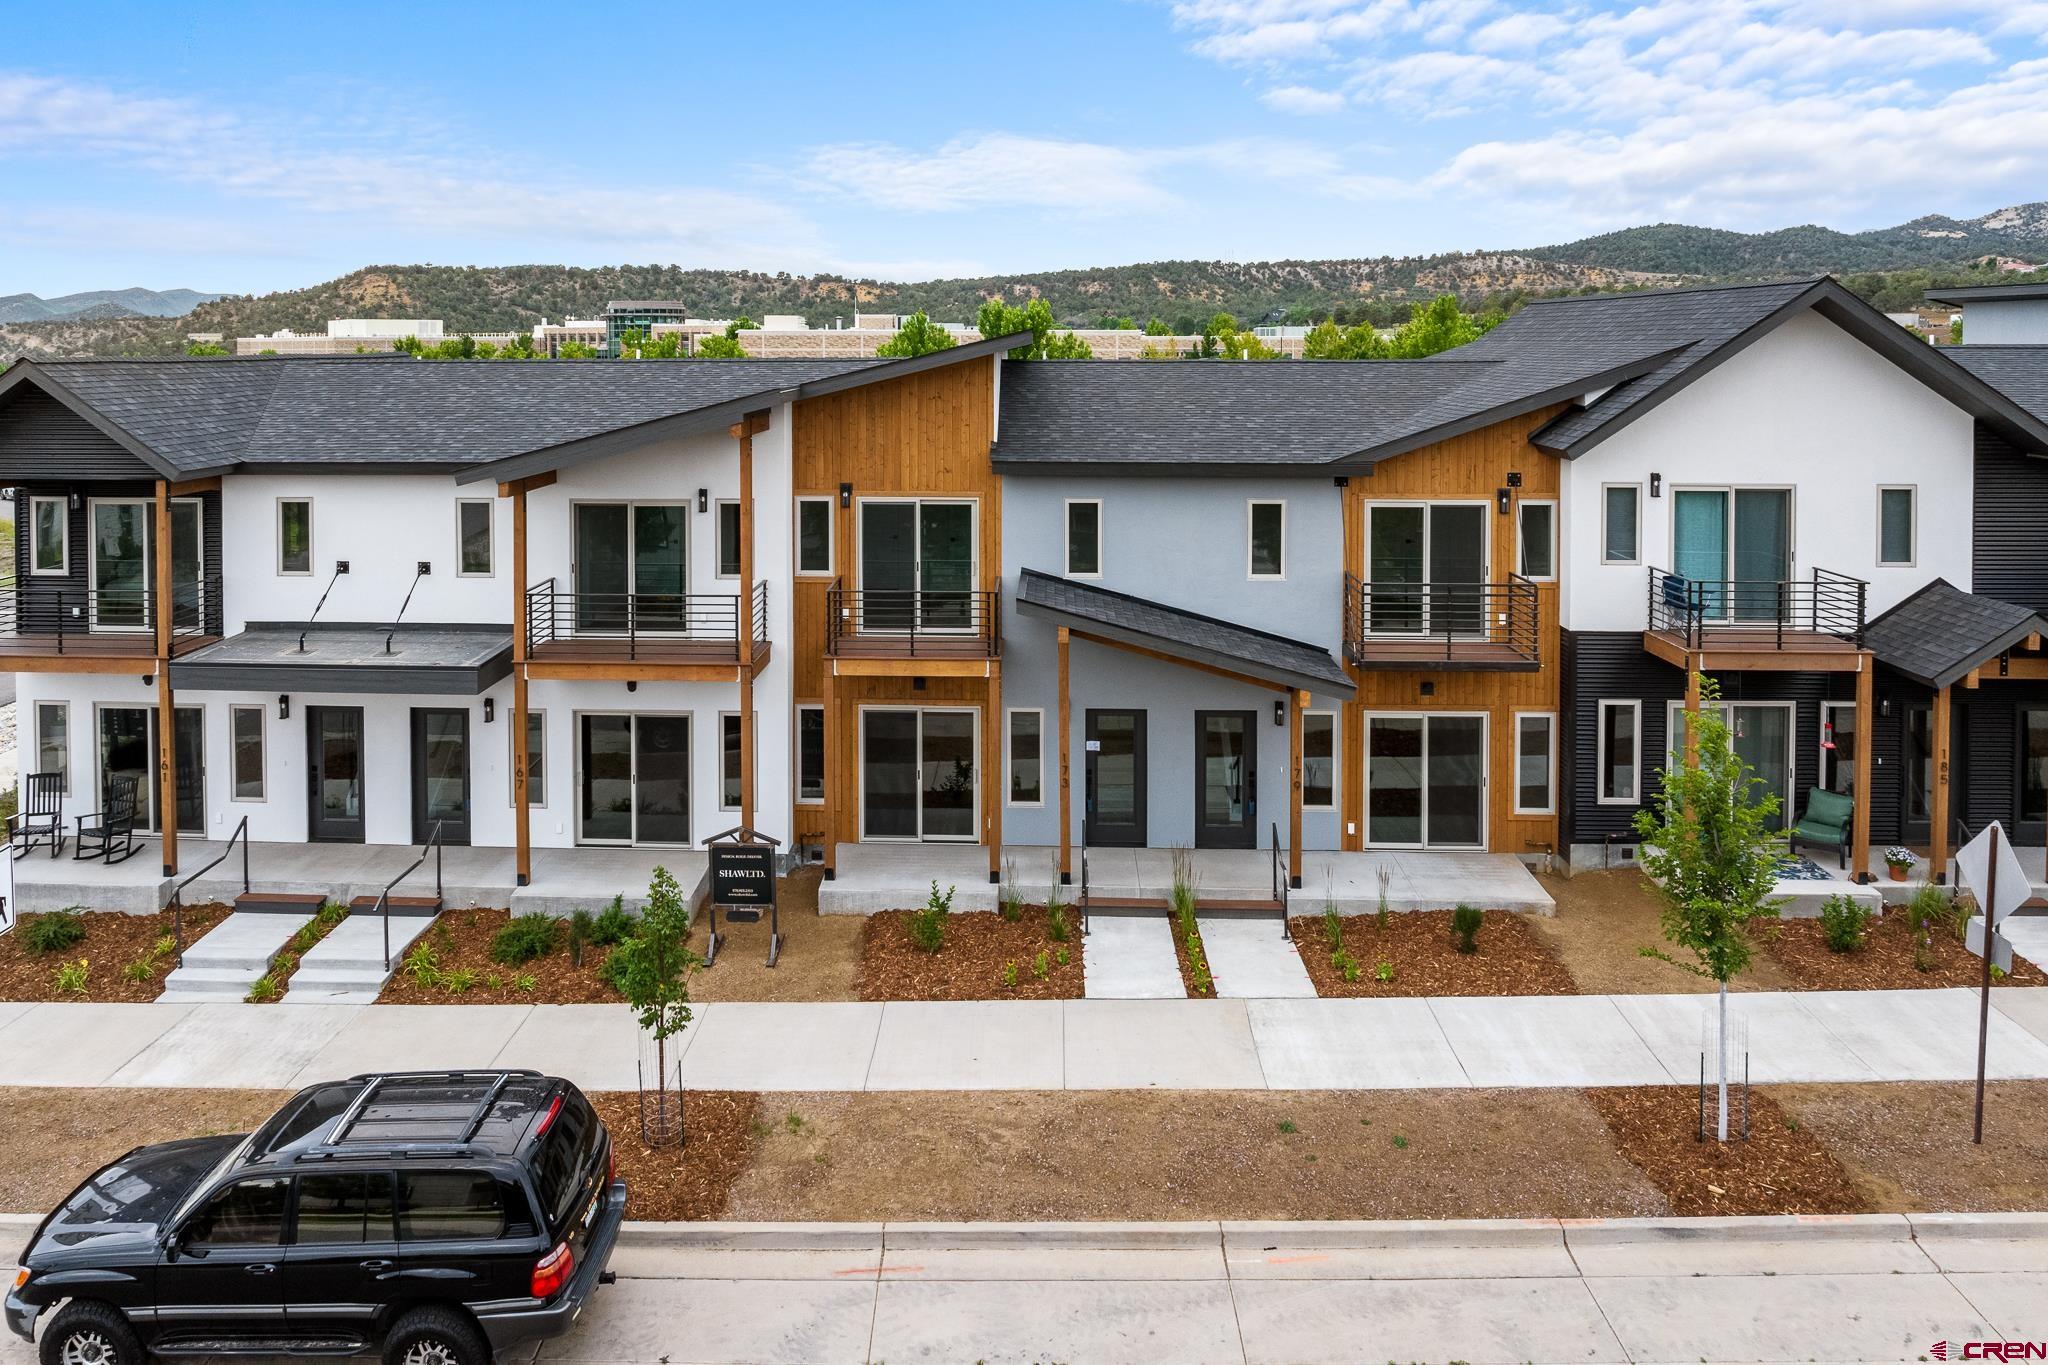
[{"xmin": 5, "ymin": 0, "xmax": 2046, "ymax": 297}]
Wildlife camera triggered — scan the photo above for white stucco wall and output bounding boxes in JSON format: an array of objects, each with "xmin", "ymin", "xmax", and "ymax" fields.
[{"xmin": 1560, "ymin": 310, "xmax": 1977, "ymax": 633}]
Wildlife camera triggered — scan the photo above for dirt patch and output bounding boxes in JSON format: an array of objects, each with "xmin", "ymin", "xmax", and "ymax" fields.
[
  {"xmin": 1587, "ymin": 1085, "xmax": 1867, "ymax": 1216},
  {"xmin": 1773, "ymin": 1081, "xmax": 2048, "ymax": 1212},
  {"xmin": 586, "ymin": 1090, "xmax": 759, "ymax": 1221},
  {"xmin": 687, "ymin": 868, "xmax": 864, "ymax": 1002},
  {"xmin": 1293, "ymin": 909, "xmax": 1578, "ymax": 997},
  {"xmin": 374, "ymin": 908, "xmax": 624, "ymax": 1005},
  {"xmin": 0, "ymin": 904, "xmax": 231, "ymax": 1002},
  {"xmin": 0, "ymin": 1087, "xmax": 290, "ymax": 1214},
  {"xmin": 858, "ymin": 905, "xmax": 1083, "ymax": 1000},
  {"xmin": 1762, "ymin": 910, "xmax": 2048, "ymax": 990},
  {"xmin": 725, "ymin": 1089, "xmax": 1665, "ymax": 1222},
  {"xmin": 1169, "ymin": 911, "xmax": 1214, "ymax": 997},
  {"xmin": 1531, "ymin": 869, "xmax": 1799, "ymax": 994}
]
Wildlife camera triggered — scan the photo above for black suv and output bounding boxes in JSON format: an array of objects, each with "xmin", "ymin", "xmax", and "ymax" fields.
[{"xmin": 6, "ymin": 1070, "xmax": 625, "ymax": 1365}]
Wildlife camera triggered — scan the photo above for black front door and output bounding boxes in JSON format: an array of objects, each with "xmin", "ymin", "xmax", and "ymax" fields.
[
  {"xmin": 1195, "ymin": 711, "xmax": 1257, "ymax": 849},
  {"xmin": 156, "ymin": 1175, "xmax": 290, "ymax": 1346},
  {"xmin": 307, "ymin": 706, "xmax": 366, "ymax": 843},
  {"xmin": 1084, "ymin": 709, "xmax": 1146, "ymax": 847},
  {"xmin": 410, "ymin": 709, "xmax": 471, "ymax": 845}
]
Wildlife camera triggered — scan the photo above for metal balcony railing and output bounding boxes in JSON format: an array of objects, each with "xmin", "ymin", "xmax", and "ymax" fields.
[
  {"xmin": 1344, "ymin": 573, "xmax": 1540, "ymax": 667},
  {"xmin": 0, "ymin": 573, "xmax": 221, "ymax": 656},
  {"xmin": 524, "ymin": 577, "xmax": 768, "ymax": 662},
  {"xmin": 1646, "ymin": 567, "xmax": 1867, "ymax": 652},
  {"xmin": 825, "ymin": 579, "xmax": 1001, "ymax": 658}
]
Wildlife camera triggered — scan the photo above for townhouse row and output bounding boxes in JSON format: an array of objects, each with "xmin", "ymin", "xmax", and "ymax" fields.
[{"xmin": 4, "ymin": 278, "xmax": 2046, "ymax": 891}]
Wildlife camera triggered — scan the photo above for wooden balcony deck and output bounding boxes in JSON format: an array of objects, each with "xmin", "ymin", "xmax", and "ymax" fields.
[
  {"xmin": 1643, "ymin": 625, "xmax": 1866, "ymax": 672},
  {"xmin": 1349, "ymin": 636, "xmax": 1540, "ymax": 672}
]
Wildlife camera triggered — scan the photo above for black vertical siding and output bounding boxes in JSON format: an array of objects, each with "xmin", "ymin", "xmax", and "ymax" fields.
[
  {"xmin": 1973, "ymin": 424, "xmax": 2048, "ymax": 613},
  {"xmin": 8, "ymin": 482, "xmax": 220, "ymax": 639},
  {"xmin": 0, "ymin": 389, "xmax": 156, "ymax": 480}
]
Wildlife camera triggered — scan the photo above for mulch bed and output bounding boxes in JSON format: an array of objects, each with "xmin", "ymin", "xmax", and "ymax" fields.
[
  {"xmin": 375, "ymin": 908, "xmax": 628, "ymax": 1005},
  {"xmin": 858, "ymin": 906, "xmax": 1083, "ymax": 1000},
  {"xmin": 588, "ymin": 1090, "xmax": 759, "ymax": 1221},
  {"xmin": 1587, "ymin": 1085, "xmax": 1868, "ymax": 1216},
  {"xmin": 1760, "ymin": 908, "xmax": 2048, "ymax": 990},
  {"xmin": 0, "ymin": 903, "xmax": 230, "ymax": 1002},
  {"xmin": 1169, "ymin": 911, "xmax": 1214, "ymax": 997},
  {"xmin": 1294, "ymin": 910, "xmax": 1580, "ymax": 997}
]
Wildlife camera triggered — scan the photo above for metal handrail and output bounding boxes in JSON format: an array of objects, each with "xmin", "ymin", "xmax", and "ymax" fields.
[
  {"xmin": 0, "ymin": 575, "xmax": 223, "ymax": 652},
  {"xmin": 167, "ymin": 815, "xmax": 250, "ymax": 967},
  {"xmin": 824, "ymin": 578, "xmax": 1001, "ymax": 657},
  {"xmin": 1079, "ymin": 841, "xmax": 1091, "ymax": 938},
  {"xmin": 1270, "ymin": 822, "xmax": 1290, "ymax": 941},
  {"xmin": 524, "ymin": 578, "xmax": 758, "ymax": 660},
  {"xmin": 1646, "ymin": 566, "xmax": 1867, "ymax": 650},
  {"xmin": 1345, "ymin": 572, "xmax": 1541, "ymax": 664},
  {"xmin": 373, "ymin": 820, "xmax": 445, "ymax": 970}
]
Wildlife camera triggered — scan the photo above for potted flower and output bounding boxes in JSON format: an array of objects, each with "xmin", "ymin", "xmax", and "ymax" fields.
[{"xmin": 1883, "ymin": 846, "xmax": 1915, "ymax": 882}]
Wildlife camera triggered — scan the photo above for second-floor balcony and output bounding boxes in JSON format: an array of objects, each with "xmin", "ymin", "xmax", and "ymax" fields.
[
  {"xmin": 0, "ymin": 573, "xmax": 222, "ymax": 667},
  {"xmin": 1644, "ymin": 566, "xmax": 1866, "ymax": 669},
  {"xmin": 524, "ymin": 578, "xmax": 768, "ymax": 668},
  {"xmin": 826, "ymin": 580, "xmax": 1001, "ymax": 660},
  {"xmin": 1343, "ymin": 573, "xmax": 1541, "ymax": 670}
]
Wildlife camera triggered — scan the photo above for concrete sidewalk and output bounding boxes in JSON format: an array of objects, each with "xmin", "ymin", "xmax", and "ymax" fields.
[
  {"xmin": 3, "ymin": 987, "xmax": 2046, "ymax": 1093},
  {"xmin": 5, "ymin": 1212, "xmax": 2037, "ymax": 1364}
]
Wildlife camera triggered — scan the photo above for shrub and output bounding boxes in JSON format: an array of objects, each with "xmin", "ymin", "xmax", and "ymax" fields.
[
  {"xmin": 1033, "ymin": 950, "xmax": 1049, "ymax": 980},
  {"xmin": 589, "ymin": 897, "xmax": 635, "ymax": 946},
  {"xmin": 1000, "ymin": 961, "xmax": 1018, "ymax": 989},
  {"xmin": 1046, "ymin": 906, "xmax": 1070, "ymax": 943},
  {"xmin": 998, "ymin": 858, "xmax": 1024, "ymax": 922},
  {"xmin": 1374, "ymin": 958, "xmax": 1395, "ymax": 984},
  {"xmin": 1450, "ymin": 905, "xmax": 1483, "ymax": 955},
  {"xmin": 246, "ymin": 972, "xmax": 280, "ymax": 1003},
  {"xmin": 1322, "ymin": 901, "xmax": 1343, "ymax": 952},
  {"xmin": 490, "ymin": 911, "xmax": 562, "ymax": 965},
  {"xmin": 441, "ymin": 967, "xmax": 478, "ymax": 994},
  {"xmin": 1055, "ymin": 945, "xmax": 1070, "ymax": 967},
  {"xmin": 53, "ymin": 958, "xmax": 89, "ymax": 994},
  {"xmin": 1819, "ymin": 893, "xmax": 1872, "ymax": 953},
  {"xmin": 1331, "ymin": 947, "xmax": 1362, "ymax": 983},
  {"xmin": 121, "ymin": 934, "xmax": 177, "ymax": 985},
  {"xmin": 402, "ymin": 940, "xmax": 441, "ymax": 986},
  {"xmin": 908, "ymin": 881, "xmax": 953, "ymax": 954},
  {"xmin": 1906, "ymin": 885, "xmax": 1961, "ymax": 971},
  {"xmin": 24, "ymin": 910, "xmax": 86, "ymax": 955}
]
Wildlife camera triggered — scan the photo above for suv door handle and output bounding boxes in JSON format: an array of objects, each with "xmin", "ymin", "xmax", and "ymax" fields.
[
  {"xmin": 359, "ymin": 1259, "xmax": 394, "ymax": 1271},
  {"xmin": 244, "ymin": 1263, "xmax": 277, "ymax": 1276}
]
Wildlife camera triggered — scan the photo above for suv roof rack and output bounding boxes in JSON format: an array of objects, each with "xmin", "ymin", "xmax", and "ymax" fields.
[{"xmin": 319, "ymin": 1069, "xmax": 550, "ymax": 1153}]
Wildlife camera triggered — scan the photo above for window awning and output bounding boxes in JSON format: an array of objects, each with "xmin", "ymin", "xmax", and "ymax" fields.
[
  {"xmin": 1862, "ymin": 579, "xmax": 2048, "ymax": 690},
  {"xmin": 170, "ymin": 624, "xmax": 513, "ymax": 695},
  {"xmin": 1014, "ymin": 568, "xmax": 1355, "ymax": 697}
]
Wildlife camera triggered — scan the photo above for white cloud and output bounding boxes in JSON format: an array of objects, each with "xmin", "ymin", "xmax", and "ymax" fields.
[
  {"xmin": 1261, "ymin": 82, "xmax": 1351, "ymax": 111},
  {"xmin": 803, "ymin": 133, "xmax": 1173, "ymax": 213},
  {"xmin": 1469, "ymin": 12, "xmax": 1571, "ymax": 50}
]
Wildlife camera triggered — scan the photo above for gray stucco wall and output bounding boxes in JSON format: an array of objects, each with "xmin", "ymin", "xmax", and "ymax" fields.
[
  {"xmin": 999, "ymin": 475, "xmax": 1349, "ymax": 850},
  {"xmin": 1958, "ymin": 298, "xmax": 2048, "ymax": 345}
]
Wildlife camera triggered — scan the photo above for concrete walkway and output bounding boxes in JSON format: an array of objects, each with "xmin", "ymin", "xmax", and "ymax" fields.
[
  {"xmin": 4, "ymin": 987, "xmax": 2047, "ymax": 1094},
  {"xmin": 1200, "ymin": 917, "xmax": 1316, "ymax": 998},
  {"xmin": 1083, "ymin": 916, "xmax": 1186, "ymax": 998},
  {"xmin": 6, "ymin": 1213, "xmax": 2034, "ymax": 1364}
]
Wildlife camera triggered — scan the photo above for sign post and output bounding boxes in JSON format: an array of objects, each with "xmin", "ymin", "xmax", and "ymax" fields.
[
  {"xmin": 703, "ymin": 827, "xmax": 782, "ymax": 968},
  {"xmin": 1954, "ymin": 820, "xmax": 2028, "ymax": 1144},
  {"xmin": 0, "ymin": 847, "xmax": 14, "ymax": 939}
]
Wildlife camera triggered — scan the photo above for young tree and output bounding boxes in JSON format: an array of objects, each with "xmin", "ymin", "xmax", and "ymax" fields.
[
  {"xmin": 610, "ymin": 865, "xmax": 700, "ymax": 1145},
  {"xmin": 1303, "ymin": 319, "xmax": 1390, "ymax": 360},
  {"xmin": 557, "ymin": 340, "xmax": 599, "ymax": 359},
  {"xmin": 876, "ymin": 311, "xmax": 957, "ymax": 357},
  {"xmin": 1385, "ymin": 294, "xmax": 1502, "ymax": 358},
  {"xmin": 692, "ymin": 333, "xmax": 748, "ymax": 358},
  {"xmin": 976, "ymin": 297, "xmax": 1093, "ymax": 358},
  {"xmin": 1633, "ymin": 676, "xmax": 1785, "ymax": 1140},
  {"xmin": 616, "ymin": 327, "xmax": 685, "ymax": 359},
  {"xmin": 184, "ymin": 341, "xmax": 229, "ymax": 357}
]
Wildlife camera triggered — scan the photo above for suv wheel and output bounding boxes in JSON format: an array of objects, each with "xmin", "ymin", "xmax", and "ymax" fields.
[
  {"xmin": 39, "ymin": 1301, "xmax": 143, "ymax": 1365},
  {"xmin": 384, "ymin": 1306, "xmax": 489, "ymax": 1365}
]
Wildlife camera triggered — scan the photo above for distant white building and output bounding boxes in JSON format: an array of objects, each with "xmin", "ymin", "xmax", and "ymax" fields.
[{"xmin": 237, "ymin": 318, "xmax": 522, "ymax": 355}]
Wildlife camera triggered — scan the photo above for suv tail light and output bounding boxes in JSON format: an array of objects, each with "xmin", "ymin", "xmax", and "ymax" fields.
[
  {"xmin": 607, "ymin": 1146, "xmax": 616, "ymax": 1185},
  {"xmin": 532, "ymin": 1241, "xmax": 574, "ymax": 1300}
]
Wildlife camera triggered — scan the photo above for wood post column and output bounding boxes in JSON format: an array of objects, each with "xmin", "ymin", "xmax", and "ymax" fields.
[
  {"xmin": 1057, "ymin": 626, "xmax": 1072, "ymax": 884},
  {"xmin": 1288, "ymin": 688, "xmax": 1305, "ymax": 889},
  {"xmin": 1683, "ymin": 657, "xmax": 1703, "ymax": 768},
  {"xmin": 822, "ymin": 666, "xmax": 837, "ymax": 880},
  {"xmin": 153, "ymin": 480, "xmax": 177, "ymax": 876},
  {"xmin": 1929, "ymin": 674, "xmax": 1950, "ymax": 886},
  {"xmin": 510, "ymin": 484, "xmax": 532, "ymax": 886}
]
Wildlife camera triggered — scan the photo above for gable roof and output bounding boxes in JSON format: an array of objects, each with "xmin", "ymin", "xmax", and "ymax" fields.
[
  {"xmin": 1861, "ymin": 578, "xmax": 2048, "ymax": 690},
  {"xmin": 1944, "ymin": 346, "xmax": 2048, "ymax": 427}
]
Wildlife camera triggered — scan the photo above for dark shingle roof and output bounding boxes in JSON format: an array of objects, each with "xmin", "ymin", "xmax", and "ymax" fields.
[
  {"xmin": 1925, "ymin": 283, "xmax": 2048, "ymax": 304},
  {"xmin": 1013, "ymin": 568, "xmax": 1354, "ymax": 696},
  {"xmin": 1946, "ymin": 347, "xmax": 2048, "ymax": 426},
  {"xmin": 1862, "ymin": 579, "xmax": 2048, "ymax": 689}
]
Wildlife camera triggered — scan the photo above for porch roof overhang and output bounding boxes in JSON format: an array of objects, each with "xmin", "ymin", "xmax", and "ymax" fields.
[
  {"xmin": 1014, "ymin": 568, "xmax": 1354, "ymax": 697},
  {"xmin": 169, "ymin": 623, "xmax": 513, "ymax": 695},
  {"xmin": 1861, "ymin": 579, "xmax": 2048, "ymax": 690}
]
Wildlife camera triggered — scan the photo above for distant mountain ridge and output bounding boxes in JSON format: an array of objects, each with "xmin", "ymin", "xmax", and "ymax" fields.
[{"xmin": 0, "ymin": 287, "xmax": 222, "ymax": 324}]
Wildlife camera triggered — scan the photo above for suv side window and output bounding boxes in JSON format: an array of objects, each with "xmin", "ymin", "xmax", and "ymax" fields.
[
  {"xmin": 184, "ymin": 1176, "xmax": 290, "ymax": 1249},
  {"xmin": 397, "ymin": 1171, "xmax": 507, "ymax": 1242},
  {"xmin": 294, "ymin": 1172, "xmax": 396, "ymax": 1245}
]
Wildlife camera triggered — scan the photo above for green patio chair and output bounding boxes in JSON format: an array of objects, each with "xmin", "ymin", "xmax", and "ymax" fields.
[{"xmin": 1789, "ymin": 787, "xmax": 1854, "ymax": 870}]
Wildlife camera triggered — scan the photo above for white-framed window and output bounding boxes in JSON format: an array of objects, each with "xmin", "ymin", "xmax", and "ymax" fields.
[
  {"xmin": 1602, "ymin": 484, "xmax": 1640, "ymax": 566},
  {"xmin": 1064, "ymin": 499, "xmax": 1102, "ymax": 578},
  {"xmin": 795, "ymin": 498, "xmax": 834, "ymax": 576},
  {"xmin": 28, "ymin": 495, "xmax": 68, "ymax": 576},
  {"xmin": 1517, "ymin": 500, "xmax": 1557, "ymax": 581},
  {"xmin": 719, "ymin": 712, "xmax": 750, "ymax": 809},
  {"xmin": 510, "ymin": 707, "xmax": 546, "ymax": 808},
  {"xmin": 1248, "ymin": 500, "xmax": 1286, "ymax": 578},
  {"xmin": 455, "ymin": 499, "xmax": 494, "ymax": 577},
  {"xmin": 1513, "ymin": 711, "xmax": 1555, "ymax": 815},
  {"xmin": 716, "ymin": 500, "xmax": 742, "ymax": 578},
  {"xmin": 1596, "ymin": 700, "xmax": 1641, "ymax": 804},
  {"xmin": 229, "ymin": 704, "xmax": 266, "ymax": 801},
  {"xmin": 277, "ymin": 498, "xmax": 314, "ymax": 575},
  {"xmin": 795, "ymin": 704, "xmax": 825, "ymax": 804},
  {"xmin": 1877, "ymin": 485, "xmax": 1916, "ymax": 567},
  {"xmin": 33, "ymin": 701, "xmax": 67, "ymax": 793},
  {"xmin": 1303, "ymin": 710, "xmax": 1336, "ymax": 810},
  {"xmin": 1007, "ymin": 708, "xmax": 1044, "ymax": 806}
]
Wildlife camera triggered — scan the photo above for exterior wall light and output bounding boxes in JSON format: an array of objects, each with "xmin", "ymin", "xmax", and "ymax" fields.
[
  {"xmin": 483, "ymin": 698, "xmax": 495, "ymax": 723},
  {"xmin": 278, "ymin": 694, "xmax": 290, "ymax": 720}
]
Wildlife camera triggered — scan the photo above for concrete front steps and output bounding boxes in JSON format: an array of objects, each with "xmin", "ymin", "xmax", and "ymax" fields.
[
  {"xmin": 281, "ymin": 902, "xmax": 440, "ymax": 1005},
  {"xmin": 158, "ymin": 908, "xmax": 316, "ymax": 1002}
]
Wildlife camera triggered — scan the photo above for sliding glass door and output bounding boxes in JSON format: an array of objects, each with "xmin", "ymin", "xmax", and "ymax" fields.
[
  {"xmin": 1365, "ymin": 503, "xmax": 1487, "ymax": 636},
  {"xmin": 857, "ymin": 500, "xmax": 976, "ymax": 632},
  {"xmin": 87, "ymin": 499, "xmax": 203, "ymax": 634},
  {"xmin": 577, "ymin": 713, "xmax": 691, "ymax": 845},
  {"xmin": 1363, "ymin": 713, "xmax": 1486, "ymax": 848},
  {"xmin": 96, "ymin": 703, "xmax": 202, "ymax": 833},
  {"xmin": 1672, "ymin": 488, "xmax": 1791, "ymax": 621},
  {"xmin": 1667, "ymin": 701, "xmax": 1793, "ymax": 831},
  {"xmin": 574, "ymin": 503, "xmax": 687, "ymax": 633},
  {"xmin": 860, "ymin": 708, "xmax": 979, "ymax": 841}
]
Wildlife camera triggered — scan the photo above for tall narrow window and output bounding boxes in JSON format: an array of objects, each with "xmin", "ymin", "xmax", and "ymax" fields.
[
  {"xmin": 456, "ymin": 500, "xmax": 493, "ymax": 576},
  {"xmin": 1597, "ymin": 700, "xmax": 1640, "ymax": 804},
  {"xmin": 720, "ymin": 713, "xmax": 745, "ymax": 809},
  {"xmin": 795, "ymin": 498, "xmax": 833, "ymax": 575},
  {"xmin": 1007, "ymin": 709, "xmax": 1043, "ymax": 805},
  {"xmin": 2022, "ymin": 710, "xmax": 2048, "ymax": 827},
  {"xmin": 1514, "ymin": 712, "xmax": 1554, "ymax": 815},
  {"xmin": 1602, "ymin": 485, "xmax": 1639, "ymax": 565},
  {"xmin": 716, "ymin": 501, "xmax": 742, "ymax": 578},
  {"xmin": 511, "ymin": 708, "xmax": 546, "ymax": 808},
  {"xmin": 1303, "ymin": 712, "xmax": 1335, "ymax": 810},
  {"xmin": 29, "ymin": 496, "xmax": 67, "ymax": 575},
  {"xmin": 1517, "ymin": 501, "xmax": 1556, "ymax": 580},
  {"xmin": 34, "ymin": 702, "xmax": 67, "ymax": 792},
  {"xmin": 1249, "ymin": 501, "xmax": 1285, "ymax": 578},
  {"xmin": 1065, "ymin": 500, "xmax": 1101, "ymax": 577},
  {"xmin": 230, "ymin": 704, "xmax": 265, "ymax": 801},
  {"xmin": 796, "ymin": 705, "xmax": 825, "ymax": 803},
  {"xmin": 1878, "ymin": 486, "xmax": 1915, "ymax": 566},
  {"xmin": 278, "ymin": 499, "xmax": 313, "ymax": 575}
]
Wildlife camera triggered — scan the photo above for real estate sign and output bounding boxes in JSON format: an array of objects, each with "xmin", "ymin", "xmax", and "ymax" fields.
[
  {"xmin": 0, "ymin": 846, "xmax": 13, "ymax": 937},
  {"xmin": 708, "ymin": 843, "xmax": 776, "ymax": 915}
]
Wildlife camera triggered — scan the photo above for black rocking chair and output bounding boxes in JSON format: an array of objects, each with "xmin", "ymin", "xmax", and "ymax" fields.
[
  {"xmin": 8, "ymin": 772, "xmax": 66, "ymax": 859},
  {"xmin": 75, "ymin": 775, "xmax": 141, "ymax": 865}
]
